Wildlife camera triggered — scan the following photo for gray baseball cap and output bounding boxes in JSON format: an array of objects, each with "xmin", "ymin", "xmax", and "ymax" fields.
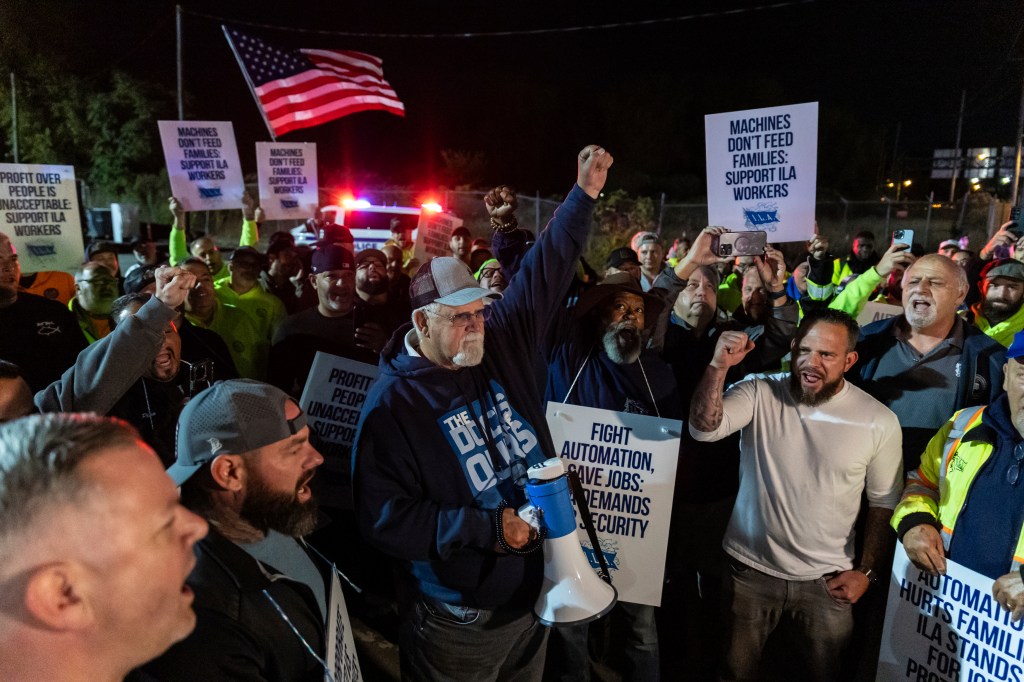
[
  {"xmin": 167, "ymin": 379, "xmax": 306, "ymax": 485},
  {"xmin": 409, "ymin": 256, "xmax": 502, "ymax": 310}
]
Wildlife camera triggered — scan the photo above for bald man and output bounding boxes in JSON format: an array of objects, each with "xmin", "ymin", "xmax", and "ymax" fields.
[{"xmin": 851, "ymin": 254, "xmax": 1006, "ymax": 471}]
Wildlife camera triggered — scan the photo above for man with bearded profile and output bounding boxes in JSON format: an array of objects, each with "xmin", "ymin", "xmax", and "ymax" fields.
[
  {"xmin": 689, "ymin": 309, "xmax": 903, "ymax": 682},
  {"xmin": 141, "ymin": 379, "xmax": 329, "ymax": 682}
]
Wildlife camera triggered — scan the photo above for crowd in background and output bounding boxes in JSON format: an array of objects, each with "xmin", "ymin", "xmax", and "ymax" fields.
[{"xmin": 4, "ymin": 144, "xmax": 1024, "ymax": 682}]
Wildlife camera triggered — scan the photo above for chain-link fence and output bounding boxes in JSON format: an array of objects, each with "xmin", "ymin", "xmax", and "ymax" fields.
[{"xmin": 98, "ymin": 182, "xmax": 1016, "ymax": 271}]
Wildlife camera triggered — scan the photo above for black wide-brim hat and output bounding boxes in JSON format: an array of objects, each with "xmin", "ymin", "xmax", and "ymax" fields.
[{"xmin": 574, "ymin": 272, "xmax": 665, "ymax": 330}]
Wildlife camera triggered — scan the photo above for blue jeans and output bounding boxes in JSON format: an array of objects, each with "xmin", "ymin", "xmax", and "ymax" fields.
[
  {"xmin": 400, "ymin": 597, "xmax": 548, "ymax": 682},
  {"xmin": 719, "ymin": 557, "xmax": 853, "ymax": 682}
]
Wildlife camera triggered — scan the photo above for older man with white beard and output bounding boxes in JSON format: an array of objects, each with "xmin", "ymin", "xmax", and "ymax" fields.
[
  {"xmin": 543, "ymin": 270, "xmax": 680, "ymax": 682},
  {"xmin": 353, "ymin": 146, "xmax": 613, "ymax": 682}
]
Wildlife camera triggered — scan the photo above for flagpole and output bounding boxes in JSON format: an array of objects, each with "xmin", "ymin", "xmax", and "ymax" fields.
[
  {"xmin": 222, "ymin": 25, "xmax": 278, "ymax": 141},
  {"xmin": 9, "ymin": 72, "xmax": 18, "ymax": 162},
  {"xmin": 176, "ymin": 5, "xmax": 184, "ymax": 119}
]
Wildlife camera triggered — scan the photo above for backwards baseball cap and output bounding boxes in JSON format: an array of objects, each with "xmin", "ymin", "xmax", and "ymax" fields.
[
  {"xmin": 606, "ymin": 246, "xmax": 640, "ymax": 269},
  {"xmin": 355, "ymin": 248, "xmax": 387, "ymax": 268},
  {"xmin": 86, "ymin": 240, "xmax": 118, "ymax": 260},
  {"xmin": 409, "ymin": 257, "xmax": 501, "ymax": 310},
  {"xmin": 124, "ymin": 265, "xmax": 158, "ymax": 294},
  {"xmin": 168, "ymin": 379, "xmax": 306, "ymax": 485},
  {"xmin": 630, "ymin": 231, "xmax": 660, "ymax": 252},
  {"xmin": 981, "ymin": 258, "xmax": 1024, "ymax": 282},
  {"xmin": 451, "ymin": 226, "xmax": 471, "ymax": 239},
  {"xmin": 311, "ymin": 244, "xmax": 355, "ymax": 273}
]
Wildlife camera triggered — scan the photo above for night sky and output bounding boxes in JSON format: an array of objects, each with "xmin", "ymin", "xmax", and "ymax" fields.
[{"xmin": 7, "ymin": 0, "xmax": 1024, "ymax": 198}]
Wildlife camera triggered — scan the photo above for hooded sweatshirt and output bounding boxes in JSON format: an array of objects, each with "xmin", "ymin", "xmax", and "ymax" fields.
[{"xmin": 352, "ymin": 185, "xmax": 595, "ymax": 609}]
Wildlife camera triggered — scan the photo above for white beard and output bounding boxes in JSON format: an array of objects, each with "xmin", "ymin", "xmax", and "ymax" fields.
[
  {"xmin": 603, "ymin": 321, "xmax": 642, "ymax": 365},
  {"xmin": 453, "ymin": 333, "xmax": 485, "ymax": 367}
]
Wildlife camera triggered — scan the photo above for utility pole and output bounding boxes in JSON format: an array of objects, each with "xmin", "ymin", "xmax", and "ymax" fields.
[
  {"xmin": 176, "ymin": 5, "xmax": 184, "ymax": 120},
  {"xmin": 1013, "ymin": 67, "xmax": 1024, "ymax": 206},
  {"xmin": 9, "ymin": 72, "xmax": 17, "ymax": 161},
  {"xmin": 949, "ymin": 90, "xmax": 966, "ymax": 204}
]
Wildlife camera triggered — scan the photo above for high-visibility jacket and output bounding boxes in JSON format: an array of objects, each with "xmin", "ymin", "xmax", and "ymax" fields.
[
  {"xmin": 891, "ymin": 405, "xmax": 1024, "ymax": 572},
  {"xmin": 971, "ymin": 301, "xmax": 1024, "ymax": 348}
]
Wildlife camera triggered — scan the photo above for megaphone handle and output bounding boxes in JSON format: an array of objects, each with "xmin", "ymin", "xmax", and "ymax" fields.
[
  {"xmin": 567, "ymin": 468, "xmax": 613, "ymax": 584},
  {"xmin": 517, "ymin": 503, "xmax": 543, "ymax": 533}
]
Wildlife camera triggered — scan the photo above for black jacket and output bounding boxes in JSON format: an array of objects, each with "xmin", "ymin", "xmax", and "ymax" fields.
[
  {"xmin": 850, "ymin": 315, "xmax": 1006, "ymax": 470},
  {"xmin": 141, "ymin": 527, "xmax": 326, "ymax": 682}
]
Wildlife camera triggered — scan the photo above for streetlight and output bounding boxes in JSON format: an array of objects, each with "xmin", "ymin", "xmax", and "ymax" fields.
[{"xmin": 896, "ymin": 178, "xmax": 912, "ymax": 201}]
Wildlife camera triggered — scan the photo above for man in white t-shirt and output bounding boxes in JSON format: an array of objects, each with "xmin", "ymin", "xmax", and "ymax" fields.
[{"xmin": 689, "ymin": 308, "xmax": 903, "ymax": 681}]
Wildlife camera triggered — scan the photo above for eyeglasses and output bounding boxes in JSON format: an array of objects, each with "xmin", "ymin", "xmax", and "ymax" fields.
[
  {"xmin": 78, "ymin": 278, "xmax": 116, "ymax": 286},
  {"xmin": 480, "ymin": 268, "xmax": 501, "ymax": 279},
  {"xmin": 425, "ymin": 306, "xmax": 491, "ymax": 328},
  {"xmin": 1007, "ymin": 442, "xmax": 1024, "ymax": 486}
]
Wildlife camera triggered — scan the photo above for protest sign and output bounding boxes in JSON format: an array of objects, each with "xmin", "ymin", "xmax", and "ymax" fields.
[
  {"xmin": 857, "ymin": 301, "xmax": 903, "ymax": 328},
  {"xmin": 256, "ymin": 142, "xmax": 319, "ymax": 221},
  {"xmin": 0, "ymin": 163, "xmax": 83, "ymax": 272},
  {"xmin": 158, "ymin": 121, "xmax": 245, "ymax": 212},
  {"xmin": 299, "ymin": 352, "xmax": 378, "ymax": 501},
  {"xmin": 877, "ymin": 546, "xmax": 1024, "ymax": 682},
  {"xmin": 705, "ymin": 102, "xmax": 818, "ymax": 243},
  {"xmin": 325, "ymin": 568, "xmax": 363, "ymax": 682},
  {"xmin": 412, "ymin": 210, "xmax": 464, "ymax": 266},
  {"xmin": 546, "ymin": 402, "xmax": 681, "ymax": 606}
]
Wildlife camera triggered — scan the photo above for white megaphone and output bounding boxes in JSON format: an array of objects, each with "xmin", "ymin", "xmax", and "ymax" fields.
[{"xmin": 518, "ymin": 457, "xmax": 617, "ymax": 626}]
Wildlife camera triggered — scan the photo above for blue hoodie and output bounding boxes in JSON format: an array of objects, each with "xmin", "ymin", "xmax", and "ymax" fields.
[{"xmin": 352, "ymin": 185, "xmax": 596, "ymax": 609}]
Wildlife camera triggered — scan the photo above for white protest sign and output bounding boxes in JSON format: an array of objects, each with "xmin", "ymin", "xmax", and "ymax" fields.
[
  {"xmin": 412, "ymin": 211, "xmax": 463, "ymax": 266},
  {"xmin": 325, "ymin": 568, "xmax": 363, "ymax": 682},
  {"xmin": 299, "ymin": 352, "xmax": 378, "ymax": 501},
  {"xmin": 0, "ymin": 164, "xmax": 84, "ymax": 272},
  {"xmin": 877, "ymin": 546, "xmax": 1024, "ymax": 682},
  {"xmin": 545, "ymin": 402, "xmax": 681, "ymax": 606},
  {"xmin": 158, "ymin": 121, "xmax": 244, "ymax": 212},
  {"xmin": 256, "ymin": 142, "xmax": 319, "ymax": 221},
  {"xmin": 705, "ymin": 102, "xmax": 818, "ymax": 243},
  {"xmin": 857, "ymin": 301, "xmax": 903, "ymax": 328}
]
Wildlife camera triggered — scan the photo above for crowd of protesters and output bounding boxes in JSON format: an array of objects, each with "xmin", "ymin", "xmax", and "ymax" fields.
[{"xmin": 5, "ymin": 145, "xmax": 1024, "ymax": 682}]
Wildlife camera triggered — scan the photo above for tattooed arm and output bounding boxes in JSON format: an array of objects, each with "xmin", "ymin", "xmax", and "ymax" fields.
[
  {"xmin": 688, "ymin": 331, "xmax": 756, "ymax": 441},
  {"xmin": 689, "ymin": 364, "xmax": 729, "ymax": 432}
]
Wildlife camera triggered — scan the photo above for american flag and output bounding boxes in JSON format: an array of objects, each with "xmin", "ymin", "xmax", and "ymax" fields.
[{"xmin": 223, "ymin": 27, "xmax": 405, "ymax": 138}]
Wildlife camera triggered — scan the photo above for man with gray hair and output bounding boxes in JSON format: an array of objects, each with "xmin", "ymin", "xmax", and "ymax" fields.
[
  {"xmin": 0, "ymin": 413, "xmax": 208, "ymax": 681},
  {"xmin": 851, "ymin": 253, "xmax": 1006, "ymax": 471},
  {"xmin": 353, "ymin": 145, "xmax": 613, "ymax": 681}
]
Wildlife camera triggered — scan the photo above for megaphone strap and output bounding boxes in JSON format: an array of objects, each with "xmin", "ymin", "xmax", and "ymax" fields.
[{"xmin": 567, "ymin": 468, "xmax": 613, "ymax": 584}]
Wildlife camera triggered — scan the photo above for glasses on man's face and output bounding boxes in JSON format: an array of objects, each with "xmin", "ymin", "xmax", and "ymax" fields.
[
  {"xmin": 426, "ymin": 306, "xmax": 491, "ymax": 328},
  {"xmin": 1007, "ymin": 443, "xmax": 1024, "ymax": 485},
  {"xmin": 79, "ymin": 278, "xmax": 116, "ymax": 286},
  {"xmin": 480, "ymin": 268, "xmax": 500, "ymax": 279}
]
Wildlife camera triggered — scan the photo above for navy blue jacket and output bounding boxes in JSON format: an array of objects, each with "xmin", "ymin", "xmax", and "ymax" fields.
[
  {"xmin": 352, "ymin": 185, "xmax": 595, "ymax": 609},
  {"xmin": 850, "ymin": 315, "xmax": 1006, "ymax": 470}
]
